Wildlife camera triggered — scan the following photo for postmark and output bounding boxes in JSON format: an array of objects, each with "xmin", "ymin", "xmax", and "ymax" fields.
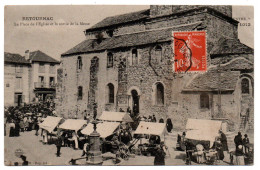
[{"xmin": 173, "ymin": 31, "xmax": 207, "ymax": 73}]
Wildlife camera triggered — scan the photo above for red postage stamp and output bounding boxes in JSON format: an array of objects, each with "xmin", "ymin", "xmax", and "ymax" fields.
[{"xmin": 173, "ymin": 31, "xmax": 207, "ymax": 72}]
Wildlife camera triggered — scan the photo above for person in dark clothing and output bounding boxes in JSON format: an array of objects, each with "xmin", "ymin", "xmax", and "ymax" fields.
[
  {"xmin": 154, "ymin": 145, "xmax": 166, "ymax": 165},
  {"xmin": 152, "ymin": 114, "xmax": 157, "ymax": 122},
  {"xmin": 213, "ymin": 139, "xmax": 224, "ymax": 161},
  {"xmin": 127, "ymin": 107, "xmax": 131, "ymax": 115},
  {"xmin": 56, "ymin": 137, "xmax": 62, "ymax": 157},
  {"xmin": 219, "ymin": 130, "xmax": 228, "ymax": 151},
  {"xmin": 159, "ymin": 117, "xmax": 164, "ymax": 123},
  {"xmin": 166, "ymin": 118, "xmax": 173, "ymax": 133},
  {"xmin": 234, "ymin": 132, "xmax": 243, "ymax": 150},
  {"xmin": 35, "ymin": 120, "xmax": 39, "ymax": 136},
  {"xmin": 242, "ymin": 134, "xmax": 250, "ymax": 154},
  {"xmin": 14, "ymin": 120, "xmax": 20, "ymax": 136},
  {"xmin": 185, "ymin": 140, "xmax": 193, "ymax": 165}
]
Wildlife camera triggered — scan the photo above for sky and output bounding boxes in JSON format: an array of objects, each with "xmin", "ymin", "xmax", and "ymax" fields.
[{"xmin": 4, "ymin": 5, "xmax": 254, "ymax": 61}]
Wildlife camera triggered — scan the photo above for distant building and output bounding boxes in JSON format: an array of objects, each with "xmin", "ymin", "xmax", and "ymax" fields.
[
  {"xmin": 4, "ymin": 50, "xmax": 60, "ymax": 106},
  {"xmin": 58, "ymin": 5, "xmax": 254, "ymax": 130}
]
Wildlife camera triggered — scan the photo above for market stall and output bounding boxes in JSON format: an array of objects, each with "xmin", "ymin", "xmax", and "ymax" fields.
[
  {"xmin": 133, "ymin": 121, "xmax": 167, "ymax": 156},
  {"xmin": 58, "ymin": 119, "xmax": 88, "ymax": 149},
  {"xmin": 81, "ymin": 121, "xmax": 120, "ymax": 153},
  {"xmin": 177, "ymin": 118, "xmax": 223, "ymax": 164},
  {"xmin": 185, "ymin": 119, "xmax": 222, "ymax": 148},
  {"xmin": 98, "ymin": 111, "xmax": 133, "ymax": 123},
  {"xmin": 81, "ymin": 121, "xmax": 120, "ymax": 138},
  {"xmin": 38, "ymin": 116, "xmax": 63, "ymax": 144}
]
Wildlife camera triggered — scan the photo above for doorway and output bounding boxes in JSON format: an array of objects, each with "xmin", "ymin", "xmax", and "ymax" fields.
[{"xmin": 131, "ymin": 90, "xmax": 139, "ymax": 116}]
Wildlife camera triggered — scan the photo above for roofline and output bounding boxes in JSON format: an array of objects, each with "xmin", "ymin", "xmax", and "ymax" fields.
[
  {"xmin": 210, "ymin": 52, "xmax": 254, "ymax": 58},
  {"xmin": 61, "ymin": 40, "xmax": 172, "ymax": 57},
  {"xmin": 4, "ymin": 61, "xmax": 31, "ymax": 65},
  {"xmin": 31, "ymin": 60, "xmax": 60, "ymax": 64},
  {"xmin": 85, "ymin": 6, "xmax": 238, "ymax": 33},
  {"xmin": 85, "ymin": 9, "xmax": 149, "ymax": 33}
]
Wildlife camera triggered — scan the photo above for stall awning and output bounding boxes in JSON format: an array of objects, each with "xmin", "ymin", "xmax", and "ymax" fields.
[
  {"xmin": 185, "ymin": 119, "xmax": 222, "ymax": 147},
  {"xmin": 81, "ymin": 122, "xmax": 120, "ymax": 138},
  {"xmin": 134, "ymin": 121, "xmax": 167, "ymax": 137},
  {"xmin": 58, "ymin": 119, "xmax": 87, "ymax": 131},
  {"xmin": 39, "ymin": 116, "xmax": 62, "ymax": 133},
  {"xmin": 98, "ymin": 111, "xmax": 133, "ymax": 122}
]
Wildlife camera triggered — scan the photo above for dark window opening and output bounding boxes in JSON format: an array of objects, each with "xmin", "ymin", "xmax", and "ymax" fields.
[
  {"xmin": 156, "ymin": 83, "xmax": 164, "ymax": 105},
  {"xmin": 200, "ymin": 94, "xmax": 209, "ymax": 109},
  {"xmin": 241, "ymin": 78, "xmax": 250, "ymax": 94},
  {"xmin": 108, "ymin": 83, "xmax": 114, "ymax": 103},
  {"xmin": 77, "ymin": 56, "xmax": 82, "ymax": 70},
  {"xmin": 78, "ymin": 86, "xmax": 83, "ymax": 100},
  {"xmin": 107, "ymin": 52, "xmax": 113, "ymax": 68}
]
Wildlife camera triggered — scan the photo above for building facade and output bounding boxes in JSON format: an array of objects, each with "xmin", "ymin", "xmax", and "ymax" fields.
[
  {"xmin": 4, "ymin": 50, "xmax": 60, "ymax": 106},
  {"xmin": 58, "ymin": 5, "xmax": 254, "ymax": 131}
]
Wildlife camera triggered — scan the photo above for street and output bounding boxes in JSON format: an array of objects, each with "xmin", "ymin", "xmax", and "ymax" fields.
[{"xmin": 5, "ymin": 129, "xmax": 253, "ymax": 166}]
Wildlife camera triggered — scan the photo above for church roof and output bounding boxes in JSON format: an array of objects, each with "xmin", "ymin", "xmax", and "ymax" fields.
[
  {"xmin": 86, "ymin": 9, "xmax": 150, "ymax": 32},
  {"xmin": 29, "ymin": 50, "xmax": 60, "ymax": 64},
  {"xmin": 183, "ymin": 70, "xmax": 240, "ymax": 92},
  {"xmin": 210, "ymin": 38, "xmax": 253, "ymax": 56},
  {"xmin": 4, "ymin": 52, "xmax": 30, "ymax": 64},
  {"xmin": 62, "ymin": 22, "xmax": 202, "ymax": 56}
]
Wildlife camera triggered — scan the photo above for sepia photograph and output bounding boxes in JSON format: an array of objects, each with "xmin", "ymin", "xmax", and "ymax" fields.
[{"xmin": 3, "ymin": 4, "xmax": 254, "ymax": 166}]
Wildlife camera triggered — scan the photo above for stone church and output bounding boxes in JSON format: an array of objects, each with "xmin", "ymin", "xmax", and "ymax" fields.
[{"xmin": 57, "ymin": 5, "xmax": 254, "ymax": 131}]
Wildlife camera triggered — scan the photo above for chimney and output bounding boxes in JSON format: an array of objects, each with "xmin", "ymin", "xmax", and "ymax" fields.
[{"xmin": 25, "ymin": 50, "xmax": 30, "ymax": 60}]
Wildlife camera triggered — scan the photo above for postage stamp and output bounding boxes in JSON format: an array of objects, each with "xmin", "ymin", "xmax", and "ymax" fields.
[{"xmin": 173, "ymin": 31, "xmax": 207, "ymax": 73}]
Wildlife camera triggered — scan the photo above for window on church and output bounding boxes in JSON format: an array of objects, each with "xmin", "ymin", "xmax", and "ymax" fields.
[
  {"xmin": 107, "ymin": 52, "xmax": 113, "ymax": 68},
  {"xmin": 78, "ymin": 86, "xmax": 83, "ymax": 100},
  {"xmin": 107, "ymin": 83, "xmax": 114, "ymax": 103},
  {"xmin": 200, "ymin": 93, "xmax": 209, "ymax": 109},
  {"xmin": 77, "ymin": 56, "xmax": 82, "ymax": 70},
  {"xmin": 132, "ymin": 49, "xmax": 138, "ymax": 65},
  {"xmin": 241, "ymin": 78, "xmax": 250, "ymax": 94},
  {"xmin": 155, "ymin": 45, "xmax": 162, "ymax": 62},
  {"xmin": 156, "ymin": 82, "xmax": 164, "ymax": 105}
]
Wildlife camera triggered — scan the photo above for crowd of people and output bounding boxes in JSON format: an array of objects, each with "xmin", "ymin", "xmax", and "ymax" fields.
[{"xmin": 4, "ymin": 102, "xmax": 56, "ymax": 137}]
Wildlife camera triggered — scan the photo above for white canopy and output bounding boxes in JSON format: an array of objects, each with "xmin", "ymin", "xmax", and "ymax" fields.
[
  {"xmin": 39, "ymin": 116, "xmax": 62, "ymax": 133},
  {"xmin": 81, "ymin": 122, "xmax": 120, "ymax": 138},
  {"xmin": 134, "ymin": 121, "xmax": 167, "ymax": 138},
  {"xmin": 185, "ymin": 119, "xmax": 222, "ymax": 147},
  {"xmin": 98, "ymin": 111, "xmax": 133, "ymax": 122},
  {"xmin": 58, "ymin": 119, "xmax": 87, "ymax": 131}
]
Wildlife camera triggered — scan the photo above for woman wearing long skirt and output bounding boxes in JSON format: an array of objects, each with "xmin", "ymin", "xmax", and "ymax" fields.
[{"xmin": 236, "ymin": 145, "xmax": 245, "ymax": 165}]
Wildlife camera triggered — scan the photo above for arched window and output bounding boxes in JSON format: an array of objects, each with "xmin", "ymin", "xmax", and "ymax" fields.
[
  {"xmin": 132, "ymin": 49, "xmax": 138, "ymax": 65},
  {"xmin": 241, "ymin": 78, "xmax": 250, "ymax": 94},
  {"xmin": 78, "ymin": 86, "xmax": 83, "ymax": 100},
  {"xmin": 107, "ymin": 52, "xmax": 113, "ymax": 68},
  {"xmin": 107, "ymin": 83, "xmax": 114, "ymax": 103},
  {"xmin": 156, "ymin": 83, "xmax": 164, "ymax": 105},
  {"xmin": 77, "ymin": 56, "xmax": 82, "ymax": 70},
  {"xmin": 200, "ymin": 94, "xmax": 209, "ymax": 109},
  {"xmin": 155, "ymin": 45, "xmax": 162, "ymax": 62}
]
